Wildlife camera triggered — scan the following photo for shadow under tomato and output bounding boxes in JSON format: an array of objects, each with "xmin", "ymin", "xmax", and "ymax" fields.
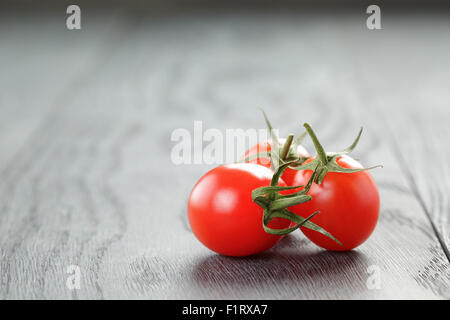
[{"xmin": 190, "ymin": 235, "xmax": 370, "ymax": 298}]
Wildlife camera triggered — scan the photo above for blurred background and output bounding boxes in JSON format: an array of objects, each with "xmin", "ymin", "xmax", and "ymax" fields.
[{"xmin": 0, "ymin": 0, "xmax": 449, "ymax": 299}]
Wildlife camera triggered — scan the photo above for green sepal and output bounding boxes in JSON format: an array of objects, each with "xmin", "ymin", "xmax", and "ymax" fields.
[
  {"xmin": 269, "ymin": 195, "xmax": 311, "ymax": 211},
  {"xmin": 256, "ymin": 109, "xmax": 310, "ymax": 173},
  {"xmin": 259, "ymin": 108, "xmax": 281, "ymax": 172},
  {"xmin": 336, "ymin": 127, "xmax": 363, "ymax": 155},
  {"xmin": 262, "ymin": 209, "xmax": 318, "ymax": 235},
  {"xmin": 281, "ymin": 209, "xmax": 342, "ymax": 245},
  {"xmin": 252, "ymin": 159, "xmax": 342, "ymax": 245},
  {"xmin": 240, "ymin": 151, "xmax": 272, "ymax": 163},
  {"xmin": 251, "ymin": 185, "xmax": 305, "ymax": 199},
  {"xmin": 292, "ymin": 130, "xmax": 307, "ymax": 149},
  {"xmin": 291, "ymin": 123, "xmax": 382, "ymax": 184}
]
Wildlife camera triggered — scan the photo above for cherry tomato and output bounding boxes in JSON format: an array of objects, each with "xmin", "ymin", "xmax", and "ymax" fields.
[
  {"xmin": 188, "ymin": 163, "xmax": 290, "ymax": 256},
  {"xmin": 290, "ymin": 155, "xmax": 379, "ymax": 251},
  {"xmin": 242, "ymin": 139, "xmax": 310, "ymax": 185}
]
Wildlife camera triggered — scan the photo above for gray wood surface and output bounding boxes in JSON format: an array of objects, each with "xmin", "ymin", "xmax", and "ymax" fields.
[{"xmin": 0, "ymin": 9, "xmax": 449, "ymax": 299}]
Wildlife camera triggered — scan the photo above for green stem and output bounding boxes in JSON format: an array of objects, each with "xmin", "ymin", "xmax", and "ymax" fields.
[
  {"xmin": 304, "ymin": 123, "xmax": 328, "ymax": 165},
  {"xmin": 270, "ymin": 162, "xmax": 292, "ymax": 187},
  {"xmin": 280, "ymin": 134, "xmax": 294, "ymax": 160}
]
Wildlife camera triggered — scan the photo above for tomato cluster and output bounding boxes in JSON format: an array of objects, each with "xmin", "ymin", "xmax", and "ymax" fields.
[{"xmin": 187, "ymin": 112, "xmax": 380, "ymax": 256}]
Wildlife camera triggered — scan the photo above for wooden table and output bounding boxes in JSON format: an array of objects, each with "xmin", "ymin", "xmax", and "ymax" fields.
[{"xmin": 0, "ymin": 7, "xmax": 449, "ymax": 299}]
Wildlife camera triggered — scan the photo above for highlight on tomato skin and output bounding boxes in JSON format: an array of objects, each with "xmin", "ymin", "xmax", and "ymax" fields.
[
  {"xmin": 187, "ymin": 163, "xmax": 291, "ymax": 257},
  {"xmin": 242, "ymin": 138, "xmax": 310, "ymax": 185},
  {"xmin": 290, "ymin": 155, "xmax": 380, "ymax": 251}
]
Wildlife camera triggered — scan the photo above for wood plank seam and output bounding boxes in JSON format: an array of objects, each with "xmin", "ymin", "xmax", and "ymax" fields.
[{"xmin": 389, "ymin": 132, "xmax": 450, "ymax": 263}]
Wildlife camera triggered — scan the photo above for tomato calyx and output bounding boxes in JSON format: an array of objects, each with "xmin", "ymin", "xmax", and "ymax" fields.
[
  {"xmin": 294, "ymin": 123, "xmax": 383, "ymax": 184},
  {"xmin": 251, "ymin": 161, "xmax": 342, "ymax": 245},
  {"xmin": 240, "ymin": 109, "xmax": 309, "ymax": 170}
]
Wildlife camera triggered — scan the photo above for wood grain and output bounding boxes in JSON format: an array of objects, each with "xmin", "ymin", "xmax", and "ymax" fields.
[{"xmin": 0, "ymin": 10, "xmax": 449, "ymax": 299}]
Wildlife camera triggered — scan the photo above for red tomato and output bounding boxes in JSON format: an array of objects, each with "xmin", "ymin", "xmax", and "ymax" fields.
[
  {"xmin": 242, "ymin": 139, "xmax": 310, "ymax": 185},
  {"xmin": 290, "ymin": 155, "xmax": 379, "ymax": 251},
  {"xmin": 188, "ymin": 163, "xmax": 290, "ymax": 256}
]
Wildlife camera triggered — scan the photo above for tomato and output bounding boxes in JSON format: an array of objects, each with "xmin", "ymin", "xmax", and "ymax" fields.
[
  {"xmin": 290, "ymin": 155, "xmax": 379, "ymax": 251},
  {"xmin": 188, "ymin": 163, "xmax": 290, "ymax": 256},
  {"xmin": 242, "ymin": 138, "xmax": 310, "ymax": 185}
]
